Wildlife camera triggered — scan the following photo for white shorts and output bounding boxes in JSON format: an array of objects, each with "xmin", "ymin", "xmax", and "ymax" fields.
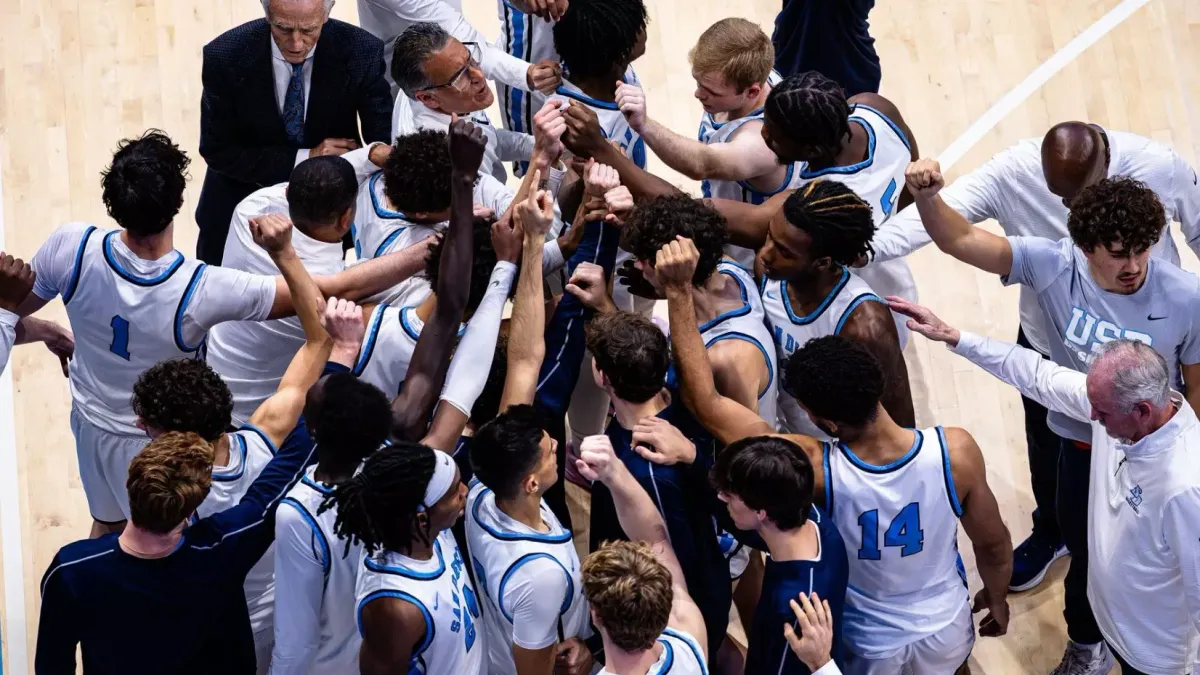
[
  {"xmin": 70, "ymin": 407, "xmax": 150, "ymax": 523},
  {"xmin": 844, "ymin": 601, "xmax": 975, "ymax": 675}
]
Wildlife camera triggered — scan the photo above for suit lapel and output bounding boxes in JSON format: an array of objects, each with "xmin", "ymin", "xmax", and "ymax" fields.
[
  {"xmin": 306, "ymin": 26, "xmax": 345, "ymax": 144},
  {"xmin": 248, "ymin": 24, "xmax": 289, "ymax": 140}
]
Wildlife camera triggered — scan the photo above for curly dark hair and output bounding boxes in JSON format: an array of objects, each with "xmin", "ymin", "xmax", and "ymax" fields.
[
  {"xmin": 710, "ymin": 435, "xmax": 813, "ymax": 530},
  {"xmin": 1067, "ymin": 176, "xmax": 1165, "ymax": 254},
  {"xmin": 307, "ymin": 373, "xmax": 392, "ymax": 469},
  {"xmin": 554, "ymin": 0, "xmax": 648, "ymax": 81},
  {"xmin": 784, "ymin": 335, "xmax": 882, "ymax": 428},
  {"xmin": 384, "ymin": 130, "xmax": 452, "ymax": 215},
  {"xmin": 783, "ymin": 180, "xmax": 876, "ymax": 266},
  {"xmin": 424, "ymin": 216, "xmax": 502, "ymax": 315},
  {"xmin": 619, "ymin": 195, "xmax": 728, "ymax": 286},
  {"xmin": 101, "ymin": 129, "xmax": 191, "ymax": 237},
  {"xmin": 765, "ymin": 72, "xmax": 850, "ymax": 158},
  {"xmin": 132, "ymin": 358, "xmax": 232, "ymax": 442},
  {"xmin": 584, "ymin": 311, "xmax": 668, "ymax": 403},
  {"xmin": 471, "ymin": 404, "xmax": 546, "ymax": 500}
]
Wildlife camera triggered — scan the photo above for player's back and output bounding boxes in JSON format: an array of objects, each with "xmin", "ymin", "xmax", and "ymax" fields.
[
  {"xmin": 701, "ymin": 260, "xmax": 779, "ymax": 427},
  {"xmin": 356, "ymin": 530, "xmax": 485, "ymax": 675},
  {"xmin": 596, "ymin": 628, "xmax": 709, "ymax": 675},
  {"xmin": 464, "ymin": 479, "xmax": 590, "ymax": 674},
  {"xmin": 761, "ymin": 267, "xmax": 882, "ymax": 437},
  {"xmin": 353, "ymin": 303, "xmax": 464, "ymax": 396},
  {"xmin": 822, "ymin": 425, "xmax": 970, "ymax": 657}
]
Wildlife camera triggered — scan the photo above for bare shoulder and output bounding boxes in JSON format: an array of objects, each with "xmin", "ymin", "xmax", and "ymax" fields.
[
  {"xmin": 849, "ymin": 92, "xmax": 906, "ymax": 124},
  {"xmin": 941, "ymin": 426, "xmax": 985, "ymax": 481},
  {"xmin": 839, "ymin": 296, "xmax": 900, "ymax": 344},
  {"xmin": 773, "ymin": 432, "xmax": 826, "ymax": 464}
]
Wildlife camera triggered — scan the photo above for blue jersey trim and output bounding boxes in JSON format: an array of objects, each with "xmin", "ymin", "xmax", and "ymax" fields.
[
  {"xmin": 470, "ymin": 487, "xmax": 573, "ymax": 544},
  {"xmin": 838, "ymin": 429, "xmax": 924, "ymax": 474},
  {"xmin": 798, "ymin": 118, "xmax": 876, "ymax": 178},
  {"xmin": 353, "ymin": 302, "xmax": 389, "ymax": 376},
  {"xmin": 833, "ymin": 293, "xmax": 885, "ymax": 335},
  {"xmin": 498, "ymin": 552, "xmax": 575, "ymax": 622},
  {"xmin": 363, "ymin": 538, "xmax": 446, "ymax": 580},
  {"xmin": 280, "ymin": 496, "xmax": 332, "ymax": 589},
  {"xmin": 652, "ymin": 637, "xmax": 676, "ymax": 674},
  {"xmin": 937, "ymin": 426, "xmax": 964, "ymax": 517},
  {"xmin": 662, "ymin": 627, "xmax": 708, "ymax": 675},
  {"xmin": 851, "ymin": 103, "xmax": 911, "ymax": 152},
  {"xmin": 704, "ymin": 332, "xmax": 774, "ymax": 399},
  {"xmin": 237, "ymin": 423, "xmax": 279, "ymax": 456},
  {"xmin": 301, "ymin": 474, "xmax": 335, "ymax": 495},
  {"xmin": 821, "ymin": 442, "xmax": 833, "ymax": 514},
  {"xmin": 782, "ymin": 267, "xmax": 849, "ymax": 325},
  {"xmin": 62, "ymin": 225, "xmax": 98, "ymax": 305},
  {"xmin": 368, "ymin": 172, "xmax": 409, "ymax": 220},
  {"xmin": 735, "ymin": 162, "xmax": 795, "ymax": 203},
  {"xmin": 356, "ymin": 589, "xmax": 435, "ymax": 666},
  {"xmin": 697, "ymin": 267, "xmax": 752, "ymax": 333},
  {"xmin": 172, "ymin": 264, "xmax": 208, "ymax": 353},
  {"xmin": 400, "ymin": 306, "xmax": 466, "ymax": 342},
  {"xmin": 102, "ymin": 231, "xmax": 186, "ymax": 286},
  {"xmin": 554, "ymin": 86, "xmax": 620, "ymax": 111},
  {"xmin": 211, "ymin": 434, "xmax": 248, "ymax": 482},
  {"xmin": 372, "ymin": 227, "xmax": 407, "ymax": 260}
]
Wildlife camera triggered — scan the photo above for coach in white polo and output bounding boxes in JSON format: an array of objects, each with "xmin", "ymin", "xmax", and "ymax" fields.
[{"xmin": 893, "ymin": 298, "xmax": 1200, "ymax": 675}]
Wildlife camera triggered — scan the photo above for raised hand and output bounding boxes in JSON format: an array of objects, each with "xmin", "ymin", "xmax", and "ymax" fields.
[
  {"xmin": 490, "ymin": 217, "xmax": 522, "ymax": 264},
  {"xmin": 604, "ymin": 185, "xmax": 634, "ymax": 225},
  {"xmin": 575, "ymin": 434, "xmax": 622, "ymax": 484},
  {"xmin": 655, "ymin": 236, "xmax": 700, "ymax": 292},
  {"xmin": 615, "ymin": 259, "xmax": 659, "ymax": 299},
  {"xmin": 905, "ymin": 158, "xmax": 944, "ymax": 200},
  {"xmin": 513, "ymin": 169, "xmax": 556, "ymax": 238},
  {"xmin": 0, "ymin": 252, "xmax": 35, "ymax": 313},
  {"xmin": 564, "ymin": 262, "xmax": 615, "ymax": 313},
  {"xmin": 584, "ymin": 160, "xmax": 621, "ymax": 197},
  {"xmin": 449, "ymin": 116, "xmax": 488, "ymax": 176},
  {"xmin": 533, "ymin": 100, "xmax": 567, "ymax": 164},
  {"xmin": 554, "ymin": 636, "xmax": 593, "ymax": 675},
  {"xmin": 250, "ymin": 213, "xmax": 295, "ymax": 255},
  {"xmin": 782, "ymin": 593, "xmax": 835, "ymax": 672},
  {"xmin": 632, "ymin": 416, "xmax": 696, "ymax": 466},
  {"xmin": 562, "ymin": 101, "xmax": 607, "ymax": 159},
  {"xmin": 973, "ymin": 587, "xmax": 1010, "ymax": 637},
  {"xmin": 615, "ymin": 81, "xmax": 647, "ymax": 132},
  {"xmin": 526, "ymin": 59, "xmax": 563, "ymax": 94},
  {"xmin": 885, "ymin": 296, "xmax": 961, "ymax": 346}
]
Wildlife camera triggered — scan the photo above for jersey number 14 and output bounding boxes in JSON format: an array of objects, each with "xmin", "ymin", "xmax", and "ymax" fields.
[{"xmin": 858, "ymin": 502, "xmax": 923, "ymax": 559}]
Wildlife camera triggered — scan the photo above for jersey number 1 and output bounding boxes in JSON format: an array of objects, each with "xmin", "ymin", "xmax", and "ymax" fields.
[
  {"xmin": 858, "ymin": 502, "xmax": 923, "ymax": 559},
  {"xmin": 109, "ymin": 315, "xmax": 131, "ymax": 361}
]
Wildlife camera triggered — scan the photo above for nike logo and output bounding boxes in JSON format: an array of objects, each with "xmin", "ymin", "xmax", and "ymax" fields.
[
  {"xmin": 1148, "ymin": 314, "xmax": 1167, "ymax": 321},
  {"xmin": 765, "ymin": 291, "xmax": 778, "ymax": 300},
  {"xmin": 433, "ymin": 593, "xmax": 440, "ymax": 611}
]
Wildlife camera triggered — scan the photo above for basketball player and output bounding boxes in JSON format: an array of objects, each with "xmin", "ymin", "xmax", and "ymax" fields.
[
  {"xmin": 759, "ymin": 181, "xmax": 913, "ymax": 435},
  {"xmin": 660, "ymin": 237, "xmax": 1015, "ymax": 675},
  {"xmin": 329, "ymin": 443, "xmax": 482, "ymax": 675},
  {"xmin": 18, "ymin": 130, "xmax": 432, "ymax": 536},
  {"xmin": 497, "ymin": 0, "xmax": 565, "ymax": 144},
  {"xmin": 870, "ymin": 122, "xmax": 1200, "ymax": 596},
  {"xmin": 614, "ymin": 18, "xmax": 789, "ymax": 266},
  {"xmin": 908, "ymin": 160, "xmax": 1200, "ymax": 675},
  {"xmin": 576, "ymin": 434, "xmax": 711, "ymax": 675},
  {"xmin": 0, "ymin": 253, "xmax": 73, "ymax": 377}
]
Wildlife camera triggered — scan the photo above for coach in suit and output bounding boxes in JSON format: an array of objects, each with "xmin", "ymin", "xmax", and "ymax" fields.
[{"xmin": 196, "ymin": 0, "xmax": 392, "ymax": 264}]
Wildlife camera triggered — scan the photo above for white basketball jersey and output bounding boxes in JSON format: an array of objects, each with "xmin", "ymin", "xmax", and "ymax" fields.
[
  {"xmin": 195, "ymin": 425, "xmax": 278, "ymax": 634},
  {"xmin": 356, "ymin": 530, "xmax": 486, "ymax": 675},
  {"xmin": 823, "ymin": 426, "xmax": 970, "ymax": 658},
  {"xmin": 794, "ymin": 104, "xmax": 916, "ymax": 343},
  {"xmin": 354, "ymin": 303, "xmax": 466, "ymax": 397},
  {"xmin": 465, "ymin": 480, "xmax": 590, "ymax": 674},
  {"xmin": 761, "ymin": 267, "xmax": 882, "ymax": 438},
  {"xmin": 62, "ymin": 227, "xmax": 209, "ymax": 434},
  {"xmin": 698, "ymin": 71, "xmax": 795, "ymax": 268},
  {"xmin": 278, "ymin": 466, "xmax": 363, "ymax": 674},
  {"xmin": 497, "ymin": 2, "xmax": 558, "ymax": 136},
  {"xmin": 701, "ymin": 262, "xmax": 778, "ymax": 428},
  {"xmin": 597, "ymin": 628, "xmax": 708, "ymax": 675}
]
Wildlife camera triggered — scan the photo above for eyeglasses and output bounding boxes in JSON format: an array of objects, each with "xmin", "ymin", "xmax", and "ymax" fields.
[{"xmin": 418, "ymin": 42, "xmax": 483, "ymax": 93}]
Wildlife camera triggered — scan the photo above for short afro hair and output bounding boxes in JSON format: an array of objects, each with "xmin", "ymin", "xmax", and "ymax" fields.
[
  {"xmin": 782, "ymin": 180, "xmax": 876, "ymax": 266},
  {"xmin": 384, "ymin": 130, "xmax": 452, "ymax": 215},
  {"xmin": 1067, "ymin": 176, "xmax": 1165, "ymax": 254},
  {"xmin": 132, "ymin": 359, "xmax": 233, "ymax": 442},
  {"xmin": 784, "ymin": 335, "xmax": 883, "ymax": 428},
  {"xmin": 711, "ymin": 435, "xmax": 813, "ymax": 530},
  {"xmin": 424, "ymin": 216, "xmax": 503, "ymax": 315},
  {"xmin": 471, "ymin": 404, "xmax": 546, "ymax": 500},
  {"xmin": 101, "ymin": 130, "xmax": 191, "ymax": 238},
  {"xmin": 585, "ymin": 311, "xmax": 668, "ymax": 403},
  {"xmin": 765, "ymin": 72, "xmax": 851, "ymax": 157},
  {"xmin": 308, "ymin": 373, "xmax": 392, "ymax": 467},
  {"xmin": 287, "ymin": 156, "xmax": 358, "ymax": 231},
  {"xmin": 554, "ymin": 0, "xmax": 648, "ymax": 81},
  {"xmin": 620, "ymin": 195, "xmax": 728, "ymax": 286}
]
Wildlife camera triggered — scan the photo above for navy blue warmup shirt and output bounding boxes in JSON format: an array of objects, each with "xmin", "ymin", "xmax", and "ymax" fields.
[{"xmin": 772, "ymin": 0, "xmax": 881, "ymax": 96}]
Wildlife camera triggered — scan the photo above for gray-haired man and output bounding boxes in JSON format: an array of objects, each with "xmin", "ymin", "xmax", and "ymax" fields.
[{"xmin": 893, "ymin": 297, "xmax": 1200, "ymax": 675}]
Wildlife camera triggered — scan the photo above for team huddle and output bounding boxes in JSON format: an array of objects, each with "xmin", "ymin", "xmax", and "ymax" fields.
[{"xmin": 3, "ymin": 0, "xmax": 1200, "ymax": 674}]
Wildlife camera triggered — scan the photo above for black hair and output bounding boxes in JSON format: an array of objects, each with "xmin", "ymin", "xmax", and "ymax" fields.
[
  {"xmin": 782, "ymin": 180, "xmax": 876, "ymax": 266},
  {"xmin": 392, "ymin": 22, "xmax": 453, "ymax": 97},
  {"xmin": 1067, "ymin": 176, "xmax": 1165, "ymax": 254},
  {"xmin": 308, "ymin": 373, "xmax": 392, "ymax": 469},
  {"xmin": 100, "ymin": 129, "xmax": 191, "ymax": 237},
  {"xmin": 321, "ymin": 442, "xmax": 437, "ymax": 557},
  {"xmin": 711, "ymin": 435, "xmax": 813, "ymax": 530},
  {"xmin": 553, "ymin": 0, "xmax": 648, "ymax": 81},
  {"xmin": 584, "ymin": 311, "xmax": 668, "ymax": 403},
  {"xmin": 469, "ymin": 335, "xmax": 509, "ymax": 427},
  {"xmin": 384, "ymin": 130, "xmax": 452, "ymax": 215},
  {"xmin": 132, "ymin": 358, "xmax": 232, "ymax": 443},
  {"xmin": 784, "ymin": 335, "xmax": 883, "ymax": 427},
  {"xmin": 470, "ymin": 404, "xmax": 545, "ymax": 500},
  {"xmin": 288, "ymin": 156, "xmax": 358, "ymax": 232},
  {"xmin": 765, "ymin": 72, "xmax": 851, "ymax": 157},
  {"xmin": 425, "ymin": 216, "xmax": 500, "ymax": 315},
  {"xmin": 619, "ymin": 195, "xmax": 728, "ymax": 286}
]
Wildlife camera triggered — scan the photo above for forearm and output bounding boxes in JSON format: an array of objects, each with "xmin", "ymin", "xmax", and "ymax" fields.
[
  {"xmin": 314, "ymin": 244, "xmax": 430, "ymax": 303},
  {"xmin": 500, "ymin": 237, "xmax": 547, "ymax": 408},
  {"xmin": 593, "ymin": 143, "xmax": 680, "ymax": 201},
  {"xmin": 605, "ymin": 465, "xmax": 671, "ymax": 546},
  {"xmin": 666, "ymin": 290, "xmax": 720, "ymax": 422},
  {"xmin": 441, "ymin": 262, "xmax": 517, "ymax": 416},
  {"xmin": 950, "ymin": 332, "xmax": 1091, "ymax": 422},
  {"xmin": 870, "ymin": 207, "xmax": 933, "ymax": 263},
  {"xmin": 638, "ymin": 118, "xmax": 717, "ymax": 180},
  {"xmin": 0, "ymin": 310, "xmax": 18, "ymax": 374},
  {"xmin": 14, "ymin": 315, "xmax": 57, "ymax": 345},
  {"xmin": 269, "ymin": 524, "xmax": 326, "ymax": 673},
  {"xmin": 914, "ymin": 195, "xmax": 1011, "ymax": 275},
  {"xmin": 707, "ymin": 198, "xmax": 770, "ymax": 249},
  {"xmin": 274, "ymin": 248, "xmax": 326, "ymax": 345}
]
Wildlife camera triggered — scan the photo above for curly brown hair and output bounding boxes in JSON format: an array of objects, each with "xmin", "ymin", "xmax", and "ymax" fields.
[
  {"xmin": 1066, "ymin": 176, "xmax": 1165, "ymax": 254},
  {"xmin": 583, "ymin": 540, "xmax": 673, "ymax": 652},
  {"xmin": 132, "ymin": 359, "xmax": 232, "ymax": 442},
  {"xmin": 619, "ymin": 194, "xmax": 728, "ymax": 287},
  {"xmin": 127, "ymin": 432, "xmax": 214, "ymax": 534},
  {"xmin": 584, "ymin": 312, "xmax": 669, "ymax": 403}
]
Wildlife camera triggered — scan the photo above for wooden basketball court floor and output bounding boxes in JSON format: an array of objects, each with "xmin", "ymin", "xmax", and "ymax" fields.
[{"xmin": 1, "ymin": 0, "xmax": 1198, "ymax": 671}]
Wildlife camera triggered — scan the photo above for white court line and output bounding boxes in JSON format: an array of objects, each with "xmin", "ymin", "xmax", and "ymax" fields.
[
  {"xmin": 938, "ymin": 0, "xmax": 1151, "ymax": 171},
  {"xmin": 0, "ymin": 154, "xmax": 30, "ymax": 675}
]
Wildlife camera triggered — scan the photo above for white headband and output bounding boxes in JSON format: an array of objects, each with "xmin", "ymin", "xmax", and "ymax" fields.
[{"xmin": 420, "ymin": 449, "xmax": 458, "ymax": 511}]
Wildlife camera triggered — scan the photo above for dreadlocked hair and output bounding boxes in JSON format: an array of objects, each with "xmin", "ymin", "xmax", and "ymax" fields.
[
  {"xmin": 765, "ymin": 72, "xmax": 851, "ymax": 156},
  {"xmin": 319, "ymin": 442, "xmax": 437, "ymax": 558},
  {"xmin": 783, "ymin": 180, "xmax": 876, "ymax": 266},
  {"xmin": 553, "ymin": 0, "xmax": 648, "ymax": 81}
]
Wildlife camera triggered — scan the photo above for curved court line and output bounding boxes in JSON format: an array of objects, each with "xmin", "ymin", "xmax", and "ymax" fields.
[{"xmin": 938, "ymin": 0, "xmax": 1151, "ymax": 171}]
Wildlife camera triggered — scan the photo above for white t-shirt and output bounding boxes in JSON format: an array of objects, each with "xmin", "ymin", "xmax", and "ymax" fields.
[{"xmin": 0, "ymin": 308, "xmax": 17, "ymax": 376}]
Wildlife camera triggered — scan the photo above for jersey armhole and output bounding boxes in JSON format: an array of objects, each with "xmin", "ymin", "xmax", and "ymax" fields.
[
  {"xmin": 280, "ymin": 497, "xmax": 332, "ymax": 588},
  {"xmin": 834, "ymin": 293, "xmax": 885, "ymax": 335},
  {"xmin": 353, "ymin": 302, "xmax": 390, "ymax": 375},
  {"xmin": 61, "ymin": 226, "xmax": 99, "ymax": 305},
  {"xmin": 936, "ymin": 426, "xmax": 965, "ymax": 517},
  {"xmin": 705, "ymin": 332, "xmax": 774, "ymax": 399},
  {"xmin": 173, "ymin": 265, "xmax": 208, "ymax": 353},
  {"xmin": 498, "ymin": 553, "xmax": 574, "ymax": 623}
]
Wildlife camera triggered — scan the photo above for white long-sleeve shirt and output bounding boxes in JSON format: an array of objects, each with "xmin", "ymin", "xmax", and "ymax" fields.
[
  {"xmin": 0, "ymin": 308, "xmax": 17, "ymax": 375},
  {"xmin": 950, "ymin": 331, "xmax": 1200, "ymax": 674},
  {"xmin": 873, "ymin": 130, "xmax": 1200, "ymax": 355}
]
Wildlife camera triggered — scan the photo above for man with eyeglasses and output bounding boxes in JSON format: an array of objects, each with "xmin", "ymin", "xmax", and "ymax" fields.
[{"xmin": 196, "ymin": 0, "xmax": 392, "ymax": 265}]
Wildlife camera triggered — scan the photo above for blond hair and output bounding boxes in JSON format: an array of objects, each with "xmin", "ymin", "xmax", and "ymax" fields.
[
  {"xmin": 688, "ymin": 18, "xmax": 774, "ymax": 92},
  {"xmin": 582, "ymin": 540, "xmax": 673, "ymax": 651},
  {"xmin": 126, "ymin": 431, "xmax": 215, "ymax": 534}
]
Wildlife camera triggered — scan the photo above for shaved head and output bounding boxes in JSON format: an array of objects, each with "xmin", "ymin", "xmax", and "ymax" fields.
[{"xmin": 1041, "ymin": 122, "xmax": 1108, "ymax": 205}]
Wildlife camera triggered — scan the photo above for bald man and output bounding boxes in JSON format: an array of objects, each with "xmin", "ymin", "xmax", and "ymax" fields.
[{"xmin": 867, "ymin": 123, "xmax": 1200, "ymax": 589}]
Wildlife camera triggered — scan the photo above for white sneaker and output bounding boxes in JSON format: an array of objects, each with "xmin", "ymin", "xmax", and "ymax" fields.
[{"xmin": 1049, "ymin": 641, "xmax": 1114, "ymax": 675}]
